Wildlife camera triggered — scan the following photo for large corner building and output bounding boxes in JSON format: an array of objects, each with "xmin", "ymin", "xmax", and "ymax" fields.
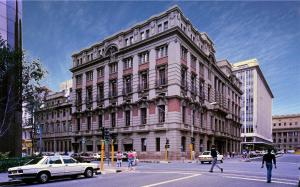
[
  {"xmin": 232, "ymin": 59, "xmax": 274, "ymax": 150},
  {"xmin": 36, "ymin": 6, "xmax": 243, "ymax": 159}
]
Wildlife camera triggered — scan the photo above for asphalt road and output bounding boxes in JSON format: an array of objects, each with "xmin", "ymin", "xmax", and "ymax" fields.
[{"xmin": 7, "ymin": 154, "xmax": 300, "ymax": 187}]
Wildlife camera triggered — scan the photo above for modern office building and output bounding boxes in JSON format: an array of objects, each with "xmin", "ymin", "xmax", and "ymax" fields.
[
  {"xmin": 232, "ymin": 59, "xmax": 274, "ymax": 150},
  {"xmin": 0, "ymin": 0, "xmax": 22, "ymax": 49},
  {"xmin": 65, "ymin": 5, "xmax": 243, "ymax": 159},
  {"xmin": 272, "ymin": 114, "xmax": 300, "ymax": 152},
  {"xmin": 0, "ymin": 0, "xmax": 22, "ymax": 157}
]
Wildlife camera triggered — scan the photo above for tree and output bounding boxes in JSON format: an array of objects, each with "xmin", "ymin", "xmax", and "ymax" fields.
[{"xmin": 0, "ymin": 36, "xmax": 48, "ymax": 156}]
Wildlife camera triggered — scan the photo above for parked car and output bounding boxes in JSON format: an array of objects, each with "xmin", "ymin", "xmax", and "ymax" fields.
[
  {"xmin": 198, "ymin": 151, "xmax": 224, "ymax": 164},
  {"xmin": 8, "ymin": 156, "xmax": 99, "ymax": 184},
  {"xmin": 79, "ymin": 153, "xmax": 94, "ymax": 162},
  {"xmin": 92, "ymin": 153, "xmax": 106, "ymax": 160}
]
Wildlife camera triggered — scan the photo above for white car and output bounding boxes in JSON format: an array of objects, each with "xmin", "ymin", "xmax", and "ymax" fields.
[
  {"xmin": 198, "ymin": 151, "xmax": 224, "ymax": 164},
  {"xmin": 8, "ymin": 155, "xmax": 99, "ymax": 184}
]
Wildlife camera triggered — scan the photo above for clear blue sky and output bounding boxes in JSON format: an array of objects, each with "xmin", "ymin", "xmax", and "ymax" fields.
[{"xmin": 23, "ymin": 1, "xmax": 300, "ymax": 115}]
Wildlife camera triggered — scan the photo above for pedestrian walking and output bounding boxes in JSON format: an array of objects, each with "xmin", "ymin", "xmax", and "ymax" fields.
[
  {"xmin": 261, "ymin": 149, "xmax": 277, "ymax": 183},
  {"xmin": 229, "ymin": 152, "xmax": 232, "ymax": 158},
  {"xmin": 209, "ymin": 145, "xmax": 223, "ymax": 173},
  {"xmin": 232, "ymin": 151, "xmax": 235, "ymax": 158},
  {"xmin": 127, "ymin": 150, "xmax": 134, "ymax": 170},
  {"xmin": 116, "ymin": 151, "xmax": 122, "ymax": 167}
]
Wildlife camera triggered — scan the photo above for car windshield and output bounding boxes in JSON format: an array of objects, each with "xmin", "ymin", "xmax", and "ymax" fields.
[
  {"xmin": 25, "ymin": 157, "xmax": 43, "ymax": 165},
  {"xmin": 202, "ymin": 151, "xmax": 210, "ymax": 155}
]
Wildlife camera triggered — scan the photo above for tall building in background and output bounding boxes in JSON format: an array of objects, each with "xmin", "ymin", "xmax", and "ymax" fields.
[
  {"xmin": 0, "ymin": 0, "xmax": 22, "ymax": 49},
  {"xmin": 272, "ymin": 114, "xmax": 300, "ymax": 152},
  {"xmin": 232, "ymin": 59, "xmax": 274, "ymax": 150},
  {"xmin": 59, "ymin": 79, "xmax": 73, "ymax": 97},
  {"xmin": 0, "ymin": 0, "xmax": 22, "ymax": 157}
]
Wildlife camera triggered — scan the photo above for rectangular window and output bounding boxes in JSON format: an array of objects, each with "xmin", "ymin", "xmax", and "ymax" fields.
[
  {"xmin": 77, "ymin": 118, "xmax": 80, "ymax": 131},
  {"xmin": 141, "ymin": 31, "xmax": 145, "ymax": 40},
  {"xmin": 123, "ymin": 57, "xmax": 133, "ymax": 69},
  {"xmin": 125, "ymin": 110, "xmax": 130, "ymax": 126},
  {"xmin": 86, "ymin": 86, "xmax": 93, "ymax": 104},
  {"xmin": 182, "ymin": 106, "xmax": 186, "ymax": 123},
  {"xmin": 76, "ymin": 74, "xmax": 82, "ymax": 85},
  {"xmin": 125, "ymin": 38, "xmax": 129, "ymax": 46},
  {"xmin": 157, "ymin": 67, "xmax": 167, "ymax": 86},
  {"xmin": 130, "ymin": 36, "xmax": 134, "ymax": 44},
  {"xmin": 156, "ymin": 45, "xmax": 168, "ymax": 59},
  {"xmin": 63, "ymin": 109, "xmax": 66, "ymax": 117},
  {"xmin": 191, "ymin": 74, "xmax": 196, "ymax": 94},
  {"xmin": 139, "ymin": 71, "xmax": 148, "ymax": 90},
  {"xmin": 123, "ymin": 75, "xmax": 132, "ymax": 94},
  {"xmin": 158, "ymin": 24, "xmax": 162, "ymax": 33},
  {"xmin": 86, "ymin": 71, "xmax": 93, "ymax": 81},
  {"xmin": 141, "ymin": 138, "xmax": 147, "ymax": 152},
  {"xmin": 139, "ymin": 51, "xmax": 149, "ymax": 64},
  {"xmin": 181, "ymin": 46, "xmax": 188, "ymax": 61},
  {"xmin": 146, "ymin": 29, "xmax": 150, "ymax": 38},
  {"xmin": 181, "ymin": 136, "xmax": 186, "ymax": 152},
  {"xmin": 98, "ymin": 115, "xmax": 103, "ymax": 128},
  {"xmin": 87, "ymin": 116, "xmax": 91, "ymax": 130},
  {"xmin": 109, "ymin": 63, "xmax": 117, "ymax": 74},
  {"xmin": 111, "ymin": 113, "xmax": 116, "ymax": 128},
  {"xmin": 97, "ymin": 67, "xmax": 104, "ymax": 77},
  {"xmin": 191, "ymin": 55, "xmax": 197, "ymax": 69},
  {"xmin": 158, "ymin": 105, "xmax": 165, "ymax": 123},
  {"xmin": 109, "ymin": 79, "xmax": 118, "ymax": 97},
  {"xmin": 163, "ymin": 21, "xmax": 168, "ymax": 30},
  {"xmin": 141, "ymin": 108, "xmax": 147, "ymax": 124},
  {"xmin": 97, "ymin": 83, "xmax": 104, "ymax": 100},
  {"xmin": 156, "ymin": 138, "xmax": 160, "ymax": 152},
  {"xmin": 57, "ymin": 110, "xmax": 60, "ymax": 118}
]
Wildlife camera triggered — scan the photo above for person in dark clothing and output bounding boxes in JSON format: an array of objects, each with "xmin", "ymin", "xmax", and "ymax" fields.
[
  {"xmin": 209, "ymin": 145, "xmax": 223, "ymax": 173},
  {"xmin": 261, "ymin": 149, "xmax": 277, "ymax": 183}
]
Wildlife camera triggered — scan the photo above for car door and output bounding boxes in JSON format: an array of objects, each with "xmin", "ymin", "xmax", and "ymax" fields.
[
  {"xmin": 47, "ymin": 156, "xmax": 65, "ymax": 176},
  {"xmin": 62, "ymin": 157, "xmax": 83, "ymax": 175}
]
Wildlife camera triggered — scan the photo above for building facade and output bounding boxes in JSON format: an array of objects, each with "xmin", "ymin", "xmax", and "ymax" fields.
[
  {"xmin": 232, "ymin": 59, "xmax": 274, "ymax": 150},
  {"xmin": 272, "ymin": 114, "xmax": 300, "ymax": 152},
  {"xmin": 67, "ymin": 5, "xmax": 243, "ymax": 159},
  {"xmin": 35, "ymin": 90, "xmax": 73, "ymax": 153},
  {"xmin": 0, "ymin": 0, "xmax": 22, "ymax": 157}
]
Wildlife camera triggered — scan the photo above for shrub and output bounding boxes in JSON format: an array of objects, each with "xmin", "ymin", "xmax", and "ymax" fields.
[{"xmin": 0, "ymin": 156, "xmax": 35, "ymax": 173}]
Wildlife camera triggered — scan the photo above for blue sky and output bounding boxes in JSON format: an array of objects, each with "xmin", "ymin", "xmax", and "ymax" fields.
[{"xmin": 23, "ymin": 1, "xmax": 300, "ymax": 115}]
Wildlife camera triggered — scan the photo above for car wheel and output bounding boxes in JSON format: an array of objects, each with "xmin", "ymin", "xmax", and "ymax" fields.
[
  {"xmin": 22, "ymin": 179, "xmax": 34, "ymax": 184},
  {"xmin": 209, "ymin": 161, "xmax": 212, "ymax": 164},
  {"xmin": 84, "ymin": 168, "xmax": 94, "ymax": 178},
  {"xmin": 37, "ymin": 172, "xmax": 50, "ymax": 184}
]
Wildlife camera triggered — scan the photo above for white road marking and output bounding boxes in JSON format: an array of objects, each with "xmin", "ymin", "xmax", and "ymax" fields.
[
  {"xmin": 224, "ymin": 176, "xmax": 297, "ymax": 185},
  {"xmin": 141, "ymin": 174, "xmax": 201, "ymax": 187},
  {"xmin": 222, "ymin": 173, "xmax": 298, "ymax": 182}
]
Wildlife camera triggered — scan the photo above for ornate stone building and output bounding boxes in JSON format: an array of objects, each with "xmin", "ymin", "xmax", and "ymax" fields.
[
  {"xmin": 272, "ymin": 114, "xmax": 300, "ymax": 152},
  {"xmin": 68, "ymin": 5, "xmax": 243, "ymax": 159}
]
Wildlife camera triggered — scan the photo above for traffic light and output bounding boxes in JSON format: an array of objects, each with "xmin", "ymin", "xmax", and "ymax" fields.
[
  {"xmin": 165, "ymin": 138, "xmax": 170, "ymax": 149},
  {"xmin": 191, "ymin": 137, "xmax": 195, "ymax": 144}
]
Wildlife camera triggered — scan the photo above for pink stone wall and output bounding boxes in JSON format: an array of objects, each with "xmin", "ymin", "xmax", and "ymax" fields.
[{"xmin": 168, "ymin": 98, "xmax": 180, "ymax": 112}]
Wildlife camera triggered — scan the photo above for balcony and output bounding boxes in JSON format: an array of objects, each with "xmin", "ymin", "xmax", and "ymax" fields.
[
  {"xmin": 109, "ymin": 72, "xmax": 118, "ymax": 80},
  {"xmin": 156, "ymin": 56, "xmax": 168, "ymax": 66},
  {"xmin": 139, "ymin": 62, "xmax": 149, "ymax": 71},
  {"xmin": 108, "ymin": 91, "xmax": 118, "ymax": 98},
  {"xmin": 123, "ymin": 68, "xmax": 133, "ymax": 76}
]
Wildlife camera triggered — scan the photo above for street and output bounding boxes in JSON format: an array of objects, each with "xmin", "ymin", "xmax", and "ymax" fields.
[{"xmin": 6, "ymin": 154, "xmax": 300, "ymax": 187}]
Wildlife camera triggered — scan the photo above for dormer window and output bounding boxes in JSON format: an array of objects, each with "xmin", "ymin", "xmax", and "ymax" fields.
[
  {"xmin": 125, "ymin": 38, "xmax": 129, "ymax": 46},
  {"xmin": 164, "ymin": 21, "xmax": 168, "ymax": 30},
  {"xmin": 141, "ymin": 32, "xmax": 145, "ymax": 40},
  {"xmin": 158, "ymin": 24, "xmax": 162, "ymax": 33},
  {"xmin": 130, "ymin": 37, "xmax": 134, "ymax": 45}
]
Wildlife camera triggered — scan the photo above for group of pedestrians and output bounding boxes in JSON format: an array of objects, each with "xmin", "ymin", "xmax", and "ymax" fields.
[
  {"xmin": 209, "ymin": 145, "xmax": 277, "ymax": 183},
  {"xmin": 116, "ymin": 149, "xmax": 137, "ymax": 169}
]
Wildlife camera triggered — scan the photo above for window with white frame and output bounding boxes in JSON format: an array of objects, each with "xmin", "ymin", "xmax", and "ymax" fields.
[
  {"xmin": 141, "ymin": 31, "xmax": 145, "ymax": 40},
  {"xmin": 163, "ymin": 21, "xmax": 168, "ymax": 30},
  {"xmin": 158, "ymin": 24, "xmax": 162, "ymax": 33},
  {"xmin": 86, "ymin": 71, "xmax": 93, "ymax": 81},
  {"xmin": 123, "ymin": 57, "xmax": 133, "ymax": 69},
  {"xmin": 97, "ymin": 66, "xmax": 104, "ymax": 77},
  {"xmin": 109, "ymin": 62, "xmax": 117, "ymax": 74},
  {"xmin": 139, "ymin": 51, "xmax": 149, "ymax": 64},
  {"xmin": 156, "ymin": 45, "xmax": 168, "ymax": 59}
]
